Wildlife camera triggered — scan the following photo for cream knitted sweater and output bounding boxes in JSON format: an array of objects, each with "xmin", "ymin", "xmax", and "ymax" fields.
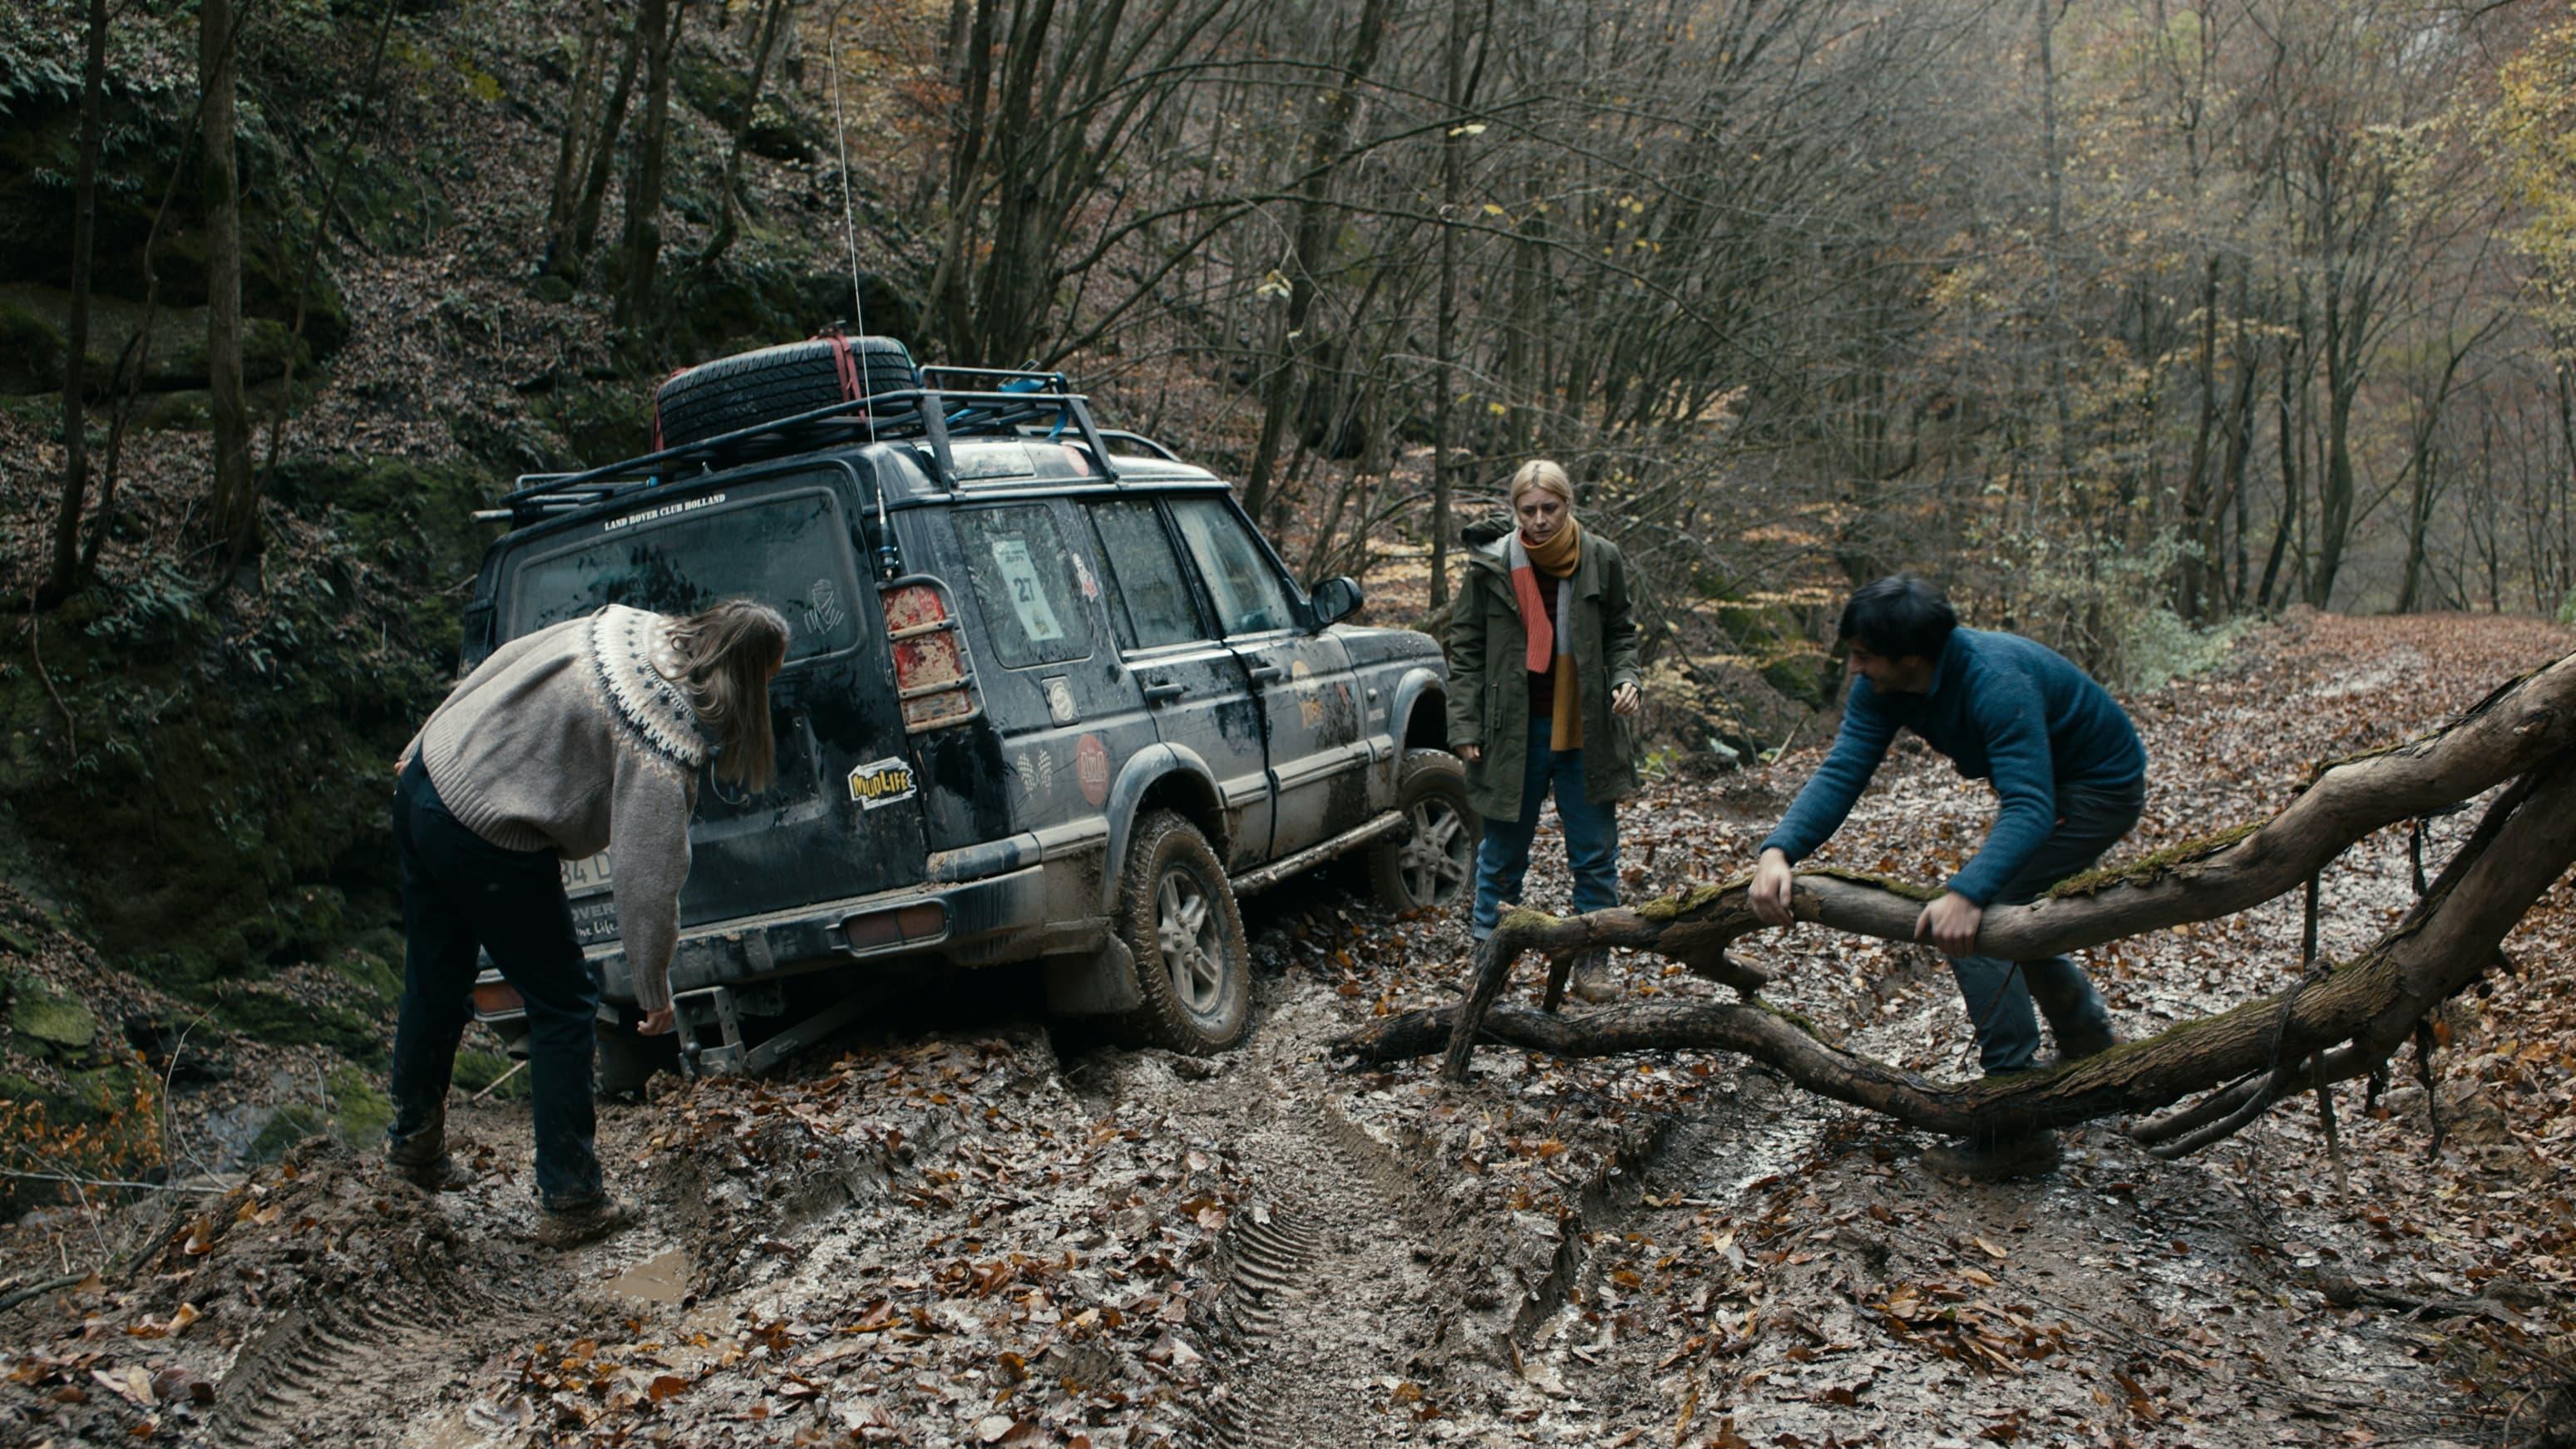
[{"xmin": 401, "ymin": 605, "xmax": 705, "ymax": 1011}]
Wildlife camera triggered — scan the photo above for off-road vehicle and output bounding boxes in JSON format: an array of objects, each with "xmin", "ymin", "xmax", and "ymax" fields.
[{"xmin": 460, "ymin": 335, "xmax": 1471, "ymax": 1085}]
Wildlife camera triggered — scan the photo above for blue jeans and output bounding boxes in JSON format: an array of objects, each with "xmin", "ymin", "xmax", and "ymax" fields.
[
  {"xmin": 389, "ymin": 759, "xmax": 604, "ymax": 1208},
  {"xmin": 1951, "ymin": 777, "xmax": 2144, "ymax": 1075},
  {"xmin": 1472, "ymin": 718, "xmax": 1621, "ymax": 939}
]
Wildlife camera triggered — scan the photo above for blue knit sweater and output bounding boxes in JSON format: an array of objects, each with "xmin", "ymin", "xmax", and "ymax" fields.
[{"xmin": 1759, "ymin": 628, "xmax": 2146, "ymax": 904}]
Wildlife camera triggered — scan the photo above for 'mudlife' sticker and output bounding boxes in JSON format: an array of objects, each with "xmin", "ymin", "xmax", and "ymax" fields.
[{"xmin": 847, "ymin": 757, "xmax": 920, "ymax": 810}]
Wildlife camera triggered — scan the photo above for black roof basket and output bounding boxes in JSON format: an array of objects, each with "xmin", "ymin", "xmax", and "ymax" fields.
[{"xmin": 488, "ymin": 366, "xmax": 1130, "ymax": 526}]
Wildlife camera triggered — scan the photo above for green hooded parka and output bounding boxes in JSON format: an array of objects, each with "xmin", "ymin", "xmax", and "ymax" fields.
[{"xmin": 1443, "ymin": 527, "xmax": 1644, "ymax": 821}]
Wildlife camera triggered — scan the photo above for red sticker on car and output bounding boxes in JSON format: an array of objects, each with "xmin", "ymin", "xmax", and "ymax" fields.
[{"xmin": 1076, "ymin": 733, "xmax": 1111, "ymax": 806}]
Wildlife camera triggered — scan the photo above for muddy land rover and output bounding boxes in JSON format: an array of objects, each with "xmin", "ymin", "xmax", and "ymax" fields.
[{"xmin": 461, "ymin": 337, "xmax": 1473, "ymax": 1086}]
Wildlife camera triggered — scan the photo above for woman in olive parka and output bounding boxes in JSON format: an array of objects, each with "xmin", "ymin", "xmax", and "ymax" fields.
[{"xmin": 1444, "ymin": 460, "xmax": 1645, "ymax": 1001}]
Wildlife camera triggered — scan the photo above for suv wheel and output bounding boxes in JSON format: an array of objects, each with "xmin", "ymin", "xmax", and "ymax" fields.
[
  {"xmin": 1370, "ymin": 748, "xmax": 1478, "ymax": 914},
  {"xmin": 1113, "ymin": 811, "xmax": 1251, "ymax": 1054}
]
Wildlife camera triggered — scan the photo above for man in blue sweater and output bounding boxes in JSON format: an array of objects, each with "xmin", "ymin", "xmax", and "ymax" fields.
[{"xmin": 1748, "ymin": 575, "xmax": 2146, "ymax": 1179}]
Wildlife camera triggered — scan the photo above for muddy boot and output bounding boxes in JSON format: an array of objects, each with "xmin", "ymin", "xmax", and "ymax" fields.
[
  {"xmin": 536, "ymin": 1195, "xmax": 634, "ymax": 1250},
  {"xmin": 1567, "ymin": 951, "xmax": 1619, "ymax": 1005},
  {"xmin": 1922, "ymin": 1130, "xmax": 2062, "ymax": 1182},
  {"xmin": 386, "ymin": 1112, "xmax": 466, "ymax": 1192}
]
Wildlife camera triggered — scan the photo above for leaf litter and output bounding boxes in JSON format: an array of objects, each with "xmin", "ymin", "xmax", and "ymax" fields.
[{"xmin": 5, "ymin": 615, "xmax": 2574, "ymax": 1448}]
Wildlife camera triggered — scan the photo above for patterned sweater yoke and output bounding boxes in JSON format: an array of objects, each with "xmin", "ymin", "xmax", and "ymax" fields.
[{"xmin": 585, "ymin": 606, "xmax": 711, "ymax": 780}]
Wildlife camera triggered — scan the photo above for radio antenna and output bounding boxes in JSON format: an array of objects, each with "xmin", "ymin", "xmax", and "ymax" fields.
[{"xmin": 827, "ymin": 4, "xmax": 874, "ymax": 445}]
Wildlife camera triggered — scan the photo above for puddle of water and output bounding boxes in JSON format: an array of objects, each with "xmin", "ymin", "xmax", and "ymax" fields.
[
  {"xmin": 407, "ymin": 1397, "xmax": 530, "ymax": 1449},
  {"xmin": 605, "ymin": 1247, "xmax": 692, "ymax": 1306}
]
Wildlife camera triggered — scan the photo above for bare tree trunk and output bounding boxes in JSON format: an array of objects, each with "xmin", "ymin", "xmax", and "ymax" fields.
[
  {"xmin": 614, "ymin": 0, "xmax": 688, "ymax": 329},
  {"xmin": 2256, "ymin": 325, "xmax": 2300, "ymax": 611},
  {"xmin": 1428, "ymin": 0, "xmax": 1484, "ymax": 614},
  {"xmin": 927, "ymin": 0, "xmax": 996, "ymax": 358},
  {"xmin": 201, "ymin": 0, "xmax": 257, "ymax": 578},
  {"xmin": 1240, "ymin": 0, "xmax": 1396, "ymax": 521},
  {"xmin": 2307, "ymin": 293, "xmax": 2361, "ymax": 609},
  {"xmin": 698, "ymin": 0, "xmax": 794, "ymax": 269},
  {"xmin": 2176, "ymin": 256, "xmax": 2221, "ymax": 621},
  {"xmin": 2033, "ymin": 0, "xmax": 2077, "ymax": 491},
  {"xmin": 37, "ymin": 0, "xmax": 109, "ymax": 609},
  {"xmin": 545, "ymin": 0, "xmax": 614, "ymax": 256},
  {"xmin": 563, "ymin": 14, "xmax": 646, "ymax": 281}
]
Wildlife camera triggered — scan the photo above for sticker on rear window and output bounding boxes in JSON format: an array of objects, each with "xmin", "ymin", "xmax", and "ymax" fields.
[
  {"xmin": 847, "ymin": 757, "xmax": 919, "ymax": 809},
  {"xmin": 986, "ymin": 537, "xmax": 1067, "ymax": 643}
]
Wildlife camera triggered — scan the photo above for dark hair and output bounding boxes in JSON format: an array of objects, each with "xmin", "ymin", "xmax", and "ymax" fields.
[
  {"xmin": 666, "ymin": 599, "xmax": 790, "ymax": 790},
  {"xmin": 1838, "ymin": 574, "xmax": 1957, "ymax": 660}
]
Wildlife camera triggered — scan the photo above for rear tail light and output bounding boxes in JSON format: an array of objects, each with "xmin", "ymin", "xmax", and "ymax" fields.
[
  {"xmin": 471, "ymin": 979, "xmax": 526, "ymax": 1019},
  {"xmin": 843, "ymin": 901, "xmax": 949, "ymax": 953},
  {"xmin": 881, "ymin": 579, "xmax": 980, "ymax": 731}
]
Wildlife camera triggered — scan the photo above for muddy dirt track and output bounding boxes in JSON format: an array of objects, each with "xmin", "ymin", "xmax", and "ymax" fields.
[{"xmin": 7, "ymin": 614, "xmax": 2576, "ymax": 1448}]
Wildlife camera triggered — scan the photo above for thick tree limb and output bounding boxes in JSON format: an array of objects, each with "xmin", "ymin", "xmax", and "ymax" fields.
[{"xmin": 1342, "ymin": 649, "xmax": 2576, "ymax": 1151}]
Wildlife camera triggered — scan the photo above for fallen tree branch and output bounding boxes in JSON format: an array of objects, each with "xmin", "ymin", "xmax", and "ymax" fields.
[{"xmin": 1341, "ymin": 648, "xmax": 2576, "ymax": 1153}]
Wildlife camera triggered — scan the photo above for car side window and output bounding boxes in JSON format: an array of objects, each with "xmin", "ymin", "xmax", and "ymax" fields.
[
  {"xmin": 1088, "ymin": 501, "xmax": 1207, "ymax": 651},
  {"xmin": 1169, "ymin": 499, "xmax": 1295, "ymax": 637},
  {"xmin": 956, "ymin": 504, "xmax": 1093, "ymax": 668}
]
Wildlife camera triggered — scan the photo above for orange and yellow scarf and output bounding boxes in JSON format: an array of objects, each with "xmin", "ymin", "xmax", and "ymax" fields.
[{"xmin": 1507, "ymin": 518, "xmax": 1583, "ymax": 751}]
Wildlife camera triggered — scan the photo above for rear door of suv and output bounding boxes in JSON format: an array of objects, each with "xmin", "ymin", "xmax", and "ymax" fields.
[{"xmin": 491, "ymin": 461, "xmax": 930, "ymax": 941}]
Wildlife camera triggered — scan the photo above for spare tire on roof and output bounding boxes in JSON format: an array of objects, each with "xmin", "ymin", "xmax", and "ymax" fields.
[{"xmin": 652, "ymin": 334, "xmax": 920, "ymax": 450}]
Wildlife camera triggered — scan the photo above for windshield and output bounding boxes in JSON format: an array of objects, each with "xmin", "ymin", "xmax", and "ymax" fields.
[{"xmin": 504, "ymin": 486, "xmax": 861, "ymax": 661}]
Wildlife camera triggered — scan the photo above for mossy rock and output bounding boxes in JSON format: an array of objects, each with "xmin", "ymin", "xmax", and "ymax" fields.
[
  {"xmin": 211, "ymin": 985, "xmax": 386, "ymax": 1067},
  {"xmin": 453, "ymin": 1048, "xmax": 529, "ymax": 1101},
  {"xmin": 530, "ymin": 274, "xmax": 575, "ymax": 306},
  {"xmin": 0, "ymin": 284, "xmax": 310, "ymax": 395},
  {"xmin": 327, "ymin": 1064, "xmax": 393, "ymax": 1145},
  {"xmin": 0, "ymin": 296, "xmax": 65, "ymax": 393},
  {"xmin": 10, "ymin": 983, "xmax": 97, "ymax": 1054},
  {"xmin": 530, "ymin": 378, "xmax": 654, "ymax": 468},
  {"xmin": 1759, "ymin": 651, "xmax": 1834, "ymax": 710},
  {"xmin": 67, "ymin": 1062, "xmax": 151, "ymax": 1123},
  {"xmin": 675, "ymin": 45, "xmax": 756, "ymax": 127},
  {"xmin": 743, "ymin": 99, "xmax": 819, "ymax": 164},
  {"xmin": 329, "ymin": 949, "xmax": 403, "ymax": 1007},
  {"xmin": 0, "ymin": 1071, "xmax": 55, "ymax": 1108},
  {"xmin": 248, "ymin": 1104, "xmax": 325, "ymax": 1165}
]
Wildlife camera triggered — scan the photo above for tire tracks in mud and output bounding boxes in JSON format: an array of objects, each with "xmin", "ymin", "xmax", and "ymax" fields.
[
  {"xmin": 1159, "ymin": 1000, "xmax": 1442, "ymax": 1449},
  {"xmin": 195, "ymin": 1277, "xmax": 532, "ymax": 1449}
]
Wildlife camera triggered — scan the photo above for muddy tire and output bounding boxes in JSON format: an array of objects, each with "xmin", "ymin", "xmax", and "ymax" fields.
[
  {"xmin": 1113, "ymin": 811, "xmax": 1252, "ymax": 1054},
  {"xmin": 1369, "ymin": 748, "xmax": 1478, "ymax": 914},
  {"xmin": 651, "ymin": 336, "xmax": 919, "ymax": 448},
  {"xmin": 595, "ymin": 1024, "xmax": 676, "ymax": 1100}
]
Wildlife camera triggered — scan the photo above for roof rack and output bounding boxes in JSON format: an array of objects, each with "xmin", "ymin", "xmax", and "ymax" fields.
[{"xmin": 486, "ymin": 368, "xmax": 1125, "ymax": 526}]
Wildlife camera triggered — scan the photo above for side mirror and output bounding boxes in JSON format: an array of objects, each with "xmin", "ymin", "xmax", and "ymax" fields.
[{"xmin": 1310, "ymin": 575, "xmax": 1363, "ymax": 627}]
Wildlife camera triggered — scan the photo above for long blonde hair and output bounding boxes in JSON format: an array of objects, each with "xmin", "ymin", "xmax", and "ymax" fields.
[{"xmin": 665, "ymin": 599, "xmax": 790, "ymax": 790}]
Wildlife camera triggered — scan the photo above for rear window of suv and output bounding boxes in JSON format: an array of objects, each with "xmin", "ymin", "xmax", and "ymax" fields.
[{"xmin": 504, "ymin": 486, "xmax": 861, "ymax": 661}]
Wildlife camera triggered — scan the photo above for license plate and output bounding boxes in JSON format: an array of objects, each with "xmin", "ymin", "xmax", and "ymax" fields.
[{"xmin": 561, "ymin": 852, "xmax": 614, "ymax": 896}]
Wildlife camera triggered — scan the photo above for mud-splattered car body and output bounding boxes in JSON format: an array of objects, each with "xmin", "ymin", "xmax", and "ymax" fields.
[{"xmin": 458, "ymin": 378, "xmax": 1452, "ymax": 1073}]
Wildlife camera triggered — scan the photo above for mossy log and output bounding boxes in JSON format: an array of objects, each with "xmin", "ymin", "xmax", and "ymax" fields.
[{"xmin": 1335, "ymin": 648, "xmax": 2576, "ymax": 1151}]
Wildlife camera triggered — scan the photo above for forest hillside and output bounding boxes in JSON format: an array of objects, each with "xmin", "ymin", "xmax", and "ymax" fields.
[{"xmin": 2, "ymin": 0, "xmax": 2576, "ymax": 1442}]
